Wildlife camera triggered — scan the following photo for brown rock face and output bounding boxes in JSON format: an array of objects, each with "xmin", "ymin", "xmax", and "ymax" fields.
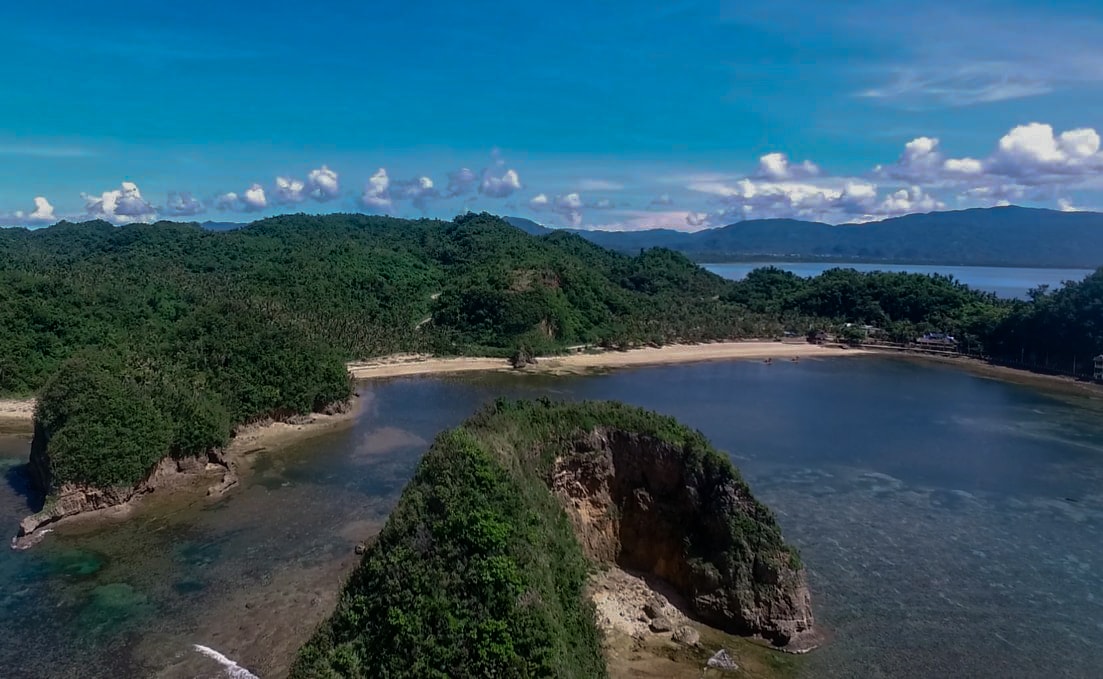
[
  {"xmin": 550, "ymin": 428, "xmax": 817, "ymax": 651},
  {"xmin": 17, "ymin": 421, "xmax": 230, "ymax": 540}
]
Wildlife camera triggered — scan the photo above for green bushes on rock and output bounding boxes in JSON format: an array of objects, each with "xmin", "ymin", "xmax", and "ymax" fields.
[
  {"xmin": 293, "ymin": 400, "xmax": 813, "ymax": 677},
  {"xmin": 293, "ymin": 424, "xmax": 605, "ymax": 679}
]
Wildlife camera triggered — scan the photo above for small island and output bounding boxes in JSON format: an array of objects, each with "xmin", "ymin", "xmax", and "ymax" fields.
[{"xmin": 293, "ymin": 399, "xmax": 816, "ymax": 678}]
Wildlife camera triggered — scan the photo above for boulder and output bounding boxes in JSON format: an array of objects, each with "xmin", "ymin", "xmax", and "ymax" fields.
[
  {"xmin": 642, "ymin": 597, "xmax": 666, "ymax": 619},
  {"xmin": 707, "ymin": 649, "xmax": 739, "ymax": 671},
  {"xmin": 672, "ymin": 625, "xmax": 700, "ymax": 646},
  {"xmin": 648, "ymin": 616, "xmax": 673, "ymax": 633}
]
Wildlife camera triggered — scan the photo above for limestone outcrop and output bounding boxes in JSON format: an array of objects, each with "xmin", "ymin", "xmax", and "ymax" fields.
[
  {"xmin": 551, "ymin": 428, "xmax": 817, "ymax": 651},
  {"xmin": 16, "ymin": 422, "xmax": 230, "ymax": 540}
]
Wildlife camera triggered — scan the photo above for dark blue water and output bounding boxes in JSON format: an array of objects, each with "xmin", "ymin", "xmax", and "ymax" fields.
[
  {"xmin": 703, "ymin": 262, "xmax": 1095, "ymax": 300},
  {"xmin": 2, "ymin": 357, "xmax": 1102, "ymax": 677}
]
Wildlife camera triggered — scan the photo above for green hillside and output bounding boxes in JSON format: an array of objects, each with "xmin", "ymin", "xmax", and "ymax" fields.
[
  {"xmin": 292, "ymin": 399, "xmax": 809, "ymax": 678},
  {"xmin": 2, "ymin": 211, "xmax": 1098, "ymax": 495}
]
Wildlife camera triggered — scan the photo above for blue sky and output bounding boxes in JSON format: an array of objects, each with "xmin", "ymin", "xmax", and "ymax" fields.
[{"xmin": 3, "ymin": 0, "xmax": 1103, "ymax": 229}]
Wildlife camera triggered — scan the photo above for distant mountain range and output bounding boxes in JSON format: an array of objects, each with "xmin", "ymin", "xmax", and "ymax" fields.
[
  {"xmin": 199, "ymin": 220, "xmax": 245, "ymax": 232},
  {"xmin": 505, "ymin": 207, "xmax": 1103, "ymax": 268}
]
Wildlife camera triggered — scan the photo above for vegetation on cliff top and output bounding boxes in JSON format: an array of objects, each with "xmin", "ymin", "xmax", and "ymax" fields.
[{"xmin": 292, "ymin": 399, "xmax": 800, "ymax": 678}]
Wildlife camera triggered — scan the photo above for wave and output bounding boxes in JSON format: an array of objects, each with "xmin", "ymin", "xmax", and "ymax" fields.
[{"xmin": 192, "ymin": 645, "xmax": 260, "ymax": 679}]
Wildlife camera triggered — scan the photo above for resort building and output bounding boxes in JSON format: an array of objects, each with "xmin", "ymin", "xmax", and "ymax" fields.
[{"xmin": 1095, "ymin": 354, "xmax": 1103, "ymax": 382}]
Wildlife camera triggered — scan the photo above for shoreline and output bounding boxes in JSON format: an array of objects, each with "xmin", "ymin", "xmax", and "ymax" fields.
[
  {"xmin": 881, "ymin": 352, "xmax": 1103, "ymax": 403},
  {"xmin": 347, "ymin": 341, "xmax": 866, "ymax": 380},
  {"xmin": 10, "ymin": 395, "xmax": 364, "ymax": 547},
  {"xmin": 5, "ymin": 342, "xmax": 1099, "ymax": 429},
  {"xmin": 0, "ymin": 399, "xmax": 34, "ymax": 434}
]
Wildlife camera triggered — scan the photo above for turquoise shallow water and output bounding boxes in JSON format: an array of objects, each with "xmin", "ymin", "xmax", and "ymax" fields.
[
  {"xmin": 2, "ymin": 356, "xmax": 1103, "ymax": 678},
  {"xmin": 703, "ymin": 262, "xmax": 1095, "ymax": 300}
]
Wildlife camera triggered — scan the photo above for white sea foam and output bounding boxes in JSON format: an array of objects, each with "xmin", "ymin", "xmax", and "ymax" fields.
[
  {"xmin": 192, "ymin": 645, "xmax": 260, "ymax": 679},
  {"xmin": 10, "ymin": 528, "xmax": 52, "ymax": 550}
]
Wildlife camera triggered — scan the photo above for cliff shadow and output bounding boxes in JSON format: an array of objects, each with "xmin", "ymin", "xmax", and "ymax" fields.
[{"xmin": 5, "ymin": 463, "xmax": 45, "ymax": 513}]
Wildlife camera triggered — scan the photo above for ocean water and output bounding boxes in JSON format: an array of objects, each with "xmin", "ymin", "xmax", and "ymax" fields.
[
  {"xmin": 2, "ymin": 357, "xmax": 1102, "ymax": 677},
  {"xmin": 703, "ymin": 262, "xmax": 1096, "ymax": 300}
]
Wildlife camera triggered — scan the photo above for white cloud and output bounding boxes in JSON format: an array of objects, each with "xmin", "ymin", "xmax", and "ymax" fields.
[
  {"xmin": 859, "ymin": 64, "xmax": 1053, "ymax": 107},
  {"xmin": 870, "ymin": 186, "xmax": 945, "ymax": 218},
  {"xmin": 1058, "ymin": 198, "xmax": 1082, "ymax": 212},
  {"xmin": 529, "ymin": 191, "xmax": 582, "ymax": 226},
  {"xmin": 445, "ymin": 152, "xmax": 523, "ymax": 199},
  {"xmin": 875, "ymin": 136, "xmax": 942, "ymax": 181},
  {"xmin": 446, "ymin": 167, "xmax": 479, "ymax": 197},
  {"xmin": 988, "ymin": 123, "xmax": 1103, "ymax": 179},
  {"xmin": 583, "ymin": 209, "xmax": 704, "ymax": 232},
  {"xmin": 871, "ymin": 123, "xmax": 1103, "ymax": 212},
  {"xmin": 356, "ymin": 169, "xmax": 440, "ymax": 212},
  {"xmin": 686, "ymin": 175, "xmax": 947, "ymax": 224},
  {"xmin": 689, "ymin": 177, "xmax": 877, "ymax": 222},
  {"xmin": 943, "ymin": 157, "xmax": 983, "ymax": 175},
  {"xmin": 274, "ymin": 176, "xmax": 306, "ymax": 204},
  {"xmin": 650, "ymin": 193, "xmax": 673, "ymax": 206},
  {"xmin": 360, "ymin": 168, "xmax": 392, "ymax": 212},
  {"xmin": 82, "ymin": 181, "xmax": 157, "ymax": 224},
  {"xmin": 392, "ymin": 175, "xmax": 439, "ymax": 211},
  {"xmin": 307, "ymin": 165, "xmax": 340, "ymax": 201},
  {"xmin": 479, "ymin": 168, "xmax": 522, "ymax": 198},
  {"xmin": 242, "ymin": 184, "xmax": 267, "ymax": 210},
  {"xmin": 214, "ymin": 192, "xmax": 240, "ymax": 211},
  {"xmin": 756, "ymin": 152, "xmax": 820, "ymax": 180},
  {"xmin": 29, "ymin": 196, "xmax": 55, "ymax": 223},
  {"xmin": 216, "ymin": 183, "xmax": 267, "ymax": 212},
  {"xmin": 165, "ymin": 191, "xmax": 204, "ymax": 216},
  {"xmin": 528, "ymin": 191, "xmax": 614, "ymax": 227},
  {"xmin": 685, "ymin": 212, "xmax": 710, "ymax": 228},
  {"xmin": 577, "ymin": 178, "xmax": 624, "ymax": 191},
  {"xmin": 6, "ymin": 196, "xmax": 57, "ymax": 225}
]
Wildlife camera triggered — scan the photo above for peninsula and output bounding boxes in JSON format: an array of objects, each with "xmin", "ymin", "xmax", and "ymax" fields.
[{"xmin": 293, "ymin": 399, "xmax": 817, "ymax": 678}]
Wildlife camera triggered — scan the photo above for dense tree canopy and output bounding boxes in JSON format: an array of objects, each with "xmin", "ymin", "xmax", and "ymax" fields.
[
  {"xmin": 292, "ymin": 399, "xmax": 798, "ymax": 679},
  {"xmin": 1, "ymin": 213, "xmax": 1099, "ymax": 491}
]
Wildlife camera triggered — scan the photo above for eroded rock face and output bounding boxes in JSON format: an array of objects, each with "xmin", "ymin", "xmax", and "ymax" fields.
[
  {"xmin": 17, "ymin": 422, "xmax": 230, "ymax": 540},
  {"xmin": 550, "ymin": 428, "xmax": 817, "ymax": 651}
]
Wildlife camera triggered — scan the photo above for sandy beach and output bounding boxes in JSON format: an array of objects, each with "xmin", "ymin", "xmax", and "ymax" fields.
[
  {"xmin": 0, "ymin": 399, "xmax": 35, "ymax": 433},
  {"xmin": 348, "ymin": 341, "xmax": 861, "ymax": 380},
  {"xmin": 7, "ymin": 343, "xmax": 1094, "ymax": 429},
  {"xmin": 1, "ymin": 343, "xmax": 858, "ymax": 429}
]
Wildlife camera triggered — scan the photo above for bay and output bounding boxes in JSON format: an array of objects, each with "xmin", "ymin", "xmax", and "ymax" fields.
[
  {"xmin": 2, "ymin": 356, "xmax": 1102, "ymax": 677},
  {"xmin": 703, "ymin": 262, "xmax": 1096, "ymax": 300}
]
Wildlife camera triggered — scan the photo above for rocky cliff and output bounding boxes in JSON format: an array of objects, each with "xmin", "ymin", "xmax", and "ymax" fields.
[
  {"xmin": 16, "ymin": 420, "xmax": 234, "ymax": 541},
  {"xmin": 15, "ymin": 400, "xmax": 355, "ymax": 543},
  {"xmin": 293, "ymin": 399, "xmax": 817, "ymax": 678},
  {"xmin": 550, "ymin": 428, "xmax": 816, "ymax": 651}
]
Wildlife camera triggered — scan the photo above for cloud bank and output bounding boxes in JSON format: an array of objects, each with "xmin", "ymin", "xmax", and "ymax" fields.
[
  {"xmin": 7, "ymin": 125, "xmax": 1101, "ymax": 231},
  {"xmin": 83, "ymin": 182, "xmax": 157, "ymax": 224}
]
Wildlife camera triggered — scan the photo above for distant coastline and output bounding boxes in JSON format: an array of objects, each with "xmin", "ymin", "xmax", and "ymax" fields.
[{"xmin": 695, "ymin": 255, "xmax": 1098, "ymax": 270}]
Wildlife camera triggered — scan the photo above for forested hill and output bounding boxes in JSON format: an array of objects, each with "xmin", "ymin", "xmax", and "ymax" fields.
[
  {"xmin": 0, "ymin": 213, "xmax": 775, "ymax": 492},
  {"xmin": 0, "ymin": 212, "xmax": 764, "ymax": 397},
  {"xmin": 507, "ymin": 206, "xmax": 1103, "ymax": 267},
  {"xmin": 2, "ymin": 211, "xmax": 1099, "ymax": 497}
]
